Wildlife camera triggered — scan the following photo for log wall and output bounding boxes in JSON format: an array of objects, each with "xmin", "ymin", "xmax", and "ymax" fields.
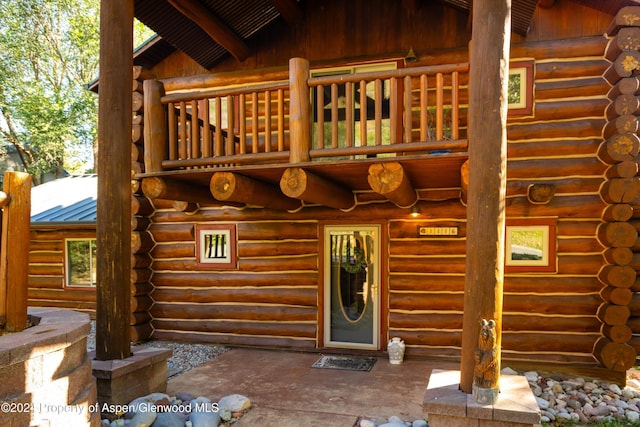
[
  {"xmin": 27, "ymin": 228, "xmax": 96, "ymax": 315},
  {"xmin": 129, "ymin": 0, "xmax": 633, "ymax": 379},
  {"xmin": 131, "ymin": 66, "xmax": 154, "ymax": 342},
  {"xmin": 143, "ymin": 33, "xmax": 617, "ymax": 371},
  {"xmin": 602, "ymin": 7, "xmax": 640, "ymax": 373}
]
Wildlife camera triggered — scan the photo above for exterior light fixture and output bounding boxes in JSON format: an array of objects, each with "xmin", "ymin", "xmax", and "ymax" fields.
[
  {"xmin": 411, "ymin": 205, "xmax": 420, "ymax": 217},
  {"xmin": 405, "ymin": 47, "xmax": 418, "ymax": 64}
]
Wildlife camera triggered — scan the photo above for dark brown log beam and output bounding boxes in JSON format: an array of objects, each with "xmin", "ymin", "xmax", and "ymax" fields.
[
  {"xmin": 211, "ymin": 172, "xmax": 300, "ymax": 210},
  {"xmin": 142, "ymin": 177, "xmax": 219, "ymax": 204},
  {"xmin": 269, "ymin": 0, "xmax": 303, "ymax": 24},
  {"xmin": 167, "ymin": 0, "xmax": 250, "ymax": 61},
  {"xmin": 280, "ymin": 167, "xmax": 355, "ymax": 210},
  {"xmin": 96, "ymin": 0, "xmax": 133, "ymax": 359},
  {"xmin": 367, "ymin": 162, "xmax": 417, "ymax": 208},
  {"xmin": 460, "ymin": 0, "xmax": 510, "ymax": 394}
]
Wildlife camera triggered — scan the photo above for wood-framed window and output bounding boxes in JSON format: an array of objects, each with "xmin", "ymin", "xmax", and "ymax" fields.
[
  {"xmin": 508, "ymin": 60, "xmax": 534, "ymax": 116},
  {"xmin": 65, "ymin": 238, "xmax": 97, "ymax": 288},
  {"xmin": 505, "ymin": 218, "xmax": 556, "ymax": 273},
  {"xmin": 195, "ymin": 224, "xmax": 237, "ymax": 269}
]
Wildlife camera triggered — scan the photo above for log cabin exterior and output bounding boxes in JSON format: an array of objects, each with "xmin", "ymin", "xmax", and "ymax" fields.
[
  {"xmin": 115, "ymin": 0, "xmax": 640, "ymax": 382},
  {"xmin": 28, "ymin": 175, "xmax": 97, "ymax": 315}
]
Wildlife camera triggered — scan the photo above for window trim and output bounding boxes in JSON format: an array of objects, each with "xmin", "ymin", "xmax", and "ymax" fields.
[
  {"xmin": 64, "ymin": 237, "xmax": 97, "ymax": 289},
  {"xmin": 508, "ymin": 60, "xmax": 534, "ymax": 117},
  {"xmin": 505, "ymin": 218, "xmax": 556, "ymax": 273},
  {"xmin": 195, "ymin": 224, "xmax": 237, "ymax": 269}
]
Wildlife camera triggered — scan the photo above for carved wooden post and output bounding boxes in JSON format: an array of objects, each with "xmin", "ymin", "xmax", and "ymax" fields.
[
  {"xmin": 460, "ymin": 0, "xmax": 511, "ymax": 396},
  {"xmin": 0, "ymin": 172, "xmax": 31, "ymax": 332},
  {"xmin": 96, "ymin": 0, "xmax": 133, "ymax": 360},
  {"xmin": 289, "ymin": 57, "xmax": 311, "ymax": 163},
  {"xmin": 143, "ymin": 79, "xmax": 167, "ymax": 173}
]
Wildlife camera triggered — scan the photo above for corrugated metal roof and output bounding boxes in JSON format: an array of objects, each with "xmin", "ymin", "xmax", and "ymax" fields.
[
  {"xmin": 134, "ymin": 0, "xmax": 281, "ymax": 69},
  {"xmin": 31, "ymin": 175, "xmax": 97, "ymax": 224}
]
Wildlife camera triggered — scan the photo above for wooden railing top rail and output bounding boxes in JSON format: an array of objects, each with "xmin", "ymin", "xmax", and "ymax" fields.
[
  {"xmin": 158, "ymin": 61, "xmax": 470, "ymax": 105},
  {"xmin": 308, "ymin": 62, "xmax": 469, "ymax": 87},
  {"xmin": 161, "ymin": 80, "xmax": 289, "ymax": 104},
  {"xmin": 159, "ymin": 66, "xmax": 289, "ymax": 93}
]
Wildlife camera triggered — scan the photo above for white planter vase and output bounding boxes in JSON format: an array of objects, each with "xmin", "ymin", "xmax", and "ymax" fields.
[{"xmin": 387, "ymin": 337, "xmax": 406, "ymax": 364}]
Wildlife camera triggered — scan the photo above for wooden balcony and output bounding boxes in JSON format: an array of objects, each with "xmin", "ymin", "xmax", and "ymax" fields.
[{"xmin": 140, "ymin": 58, "xmax": 469, "ymax": 210}]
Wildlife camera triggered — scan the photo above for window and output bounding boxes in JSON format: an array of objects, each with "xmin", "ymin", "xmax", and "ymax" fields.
[
  {"xmin": 311, "ymin": 61, "xmax": 399, "ymax": 154},
  {"xmin": 505, "ymin": 218, "xmax": 556, "ymax": 273},
  {"xmin": 66, "ymin": 238, "xmax": 96, "ymax": 287},
  {"xmin": 508, "ymin": 60, "xmax": 534, "ymax": 116},
  {"xmin": 196, "ymin": 224, "xmax": 237, "ymax": 268}
]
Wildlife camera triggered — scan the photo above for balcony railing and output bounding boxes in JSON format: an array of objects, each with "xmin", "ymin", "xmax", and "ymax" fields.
[{"xmin": 143, "ymin": 58, "xmax": 469, "ymax": 173}]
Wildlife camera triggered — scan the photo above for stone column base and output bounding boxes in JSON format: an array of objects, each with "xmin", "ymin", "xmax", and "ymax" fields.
[
  {"xmin": 424, "ymin": 369, "xmax": 541, "ymax": 427},
  {"xmin": 91, "ymin": 345, "xmax": 172, "ymax": 414}
]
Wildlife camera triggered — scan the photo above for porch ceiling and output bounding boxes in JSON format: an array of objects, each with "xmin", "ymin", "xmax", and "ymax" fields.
[{"xmin": 132, "ymin": 0, "xmax": 633, "ymax": 71}]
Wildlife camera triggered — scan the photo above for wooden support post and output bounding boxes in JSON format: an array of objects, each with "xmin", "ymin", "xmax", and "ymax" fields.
[
  {"xmin": 143, "ymin": 80, "xmax": 167, "ymax": 173},
  {"xmin": 460, "ymin": 0, "xmax": 511, "ymax": 394},
  {"xmin": 142, "ymin": 177, "xmax": 219, "ymax": 204},
  {"xmin": 96, "ymin": 0, "xmax": 133, "ymax": 360},
  {"xmin": 289, "ymin": 58, "xmax": 311, "ymax": 163},
  {"xmin": 367, "ymin": 162, "xmax": 417, "ymax": 208},
  {"xmin": 280, "ymin": 167, "xmax": 355, "ymax": 209},
  {"xmin": 211, "ymin": 172, "xmax": 300, "ymax": 210},
  {"xmin": 0, "ymin": 172, "xmax": 31, "ymax": 332}
]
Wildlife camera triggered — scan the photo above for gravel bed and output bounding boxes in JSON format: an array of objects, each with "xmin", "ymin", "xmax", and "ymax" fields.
[{"xmin": 86, "ymin": 321, "xmax": 227, "ymax": 378}]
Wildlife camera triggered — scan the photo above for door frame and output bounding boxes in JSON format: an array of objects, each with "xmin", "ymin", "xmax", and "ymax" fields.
[{"xmin": 318, "ymin": 223, "xmax": 387, "ymax": 350}]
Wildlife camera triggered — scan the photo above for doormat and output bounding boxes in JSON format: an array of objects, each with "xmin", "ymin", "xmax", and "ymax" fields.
[{"xmin": 312, "ymin": 355, "xmax": 377, "ymax": 372}]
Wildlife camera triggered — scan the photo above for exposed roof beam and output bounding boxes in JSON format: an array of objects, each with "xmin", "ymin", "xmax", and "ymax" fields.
[
  {"xmin": 167, "ymin": 0, "xmax": 251, "ymax": 61},
  {"xmin": 270, "ymin": 0, "xmax": 303, "ymax": 24}
]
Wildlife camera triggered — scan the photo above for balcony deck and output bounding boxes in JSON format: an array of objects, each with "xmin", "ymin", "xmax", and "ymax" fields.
[{"xmin": 138, "ymin": 58, "xmax": 469, "ymax": 210}]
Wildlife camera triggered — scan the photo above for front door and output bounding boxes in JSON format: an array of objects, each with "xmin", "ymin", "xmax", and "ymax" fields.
[{"xmin": 323, "ymin": 225, "xmax": 380, "ymax": 349}]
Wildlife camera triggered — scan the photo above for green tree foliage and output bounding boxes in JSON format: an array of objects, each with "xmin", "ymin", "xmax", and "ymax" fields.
[{"xmin": 0, "ymin": 0, "xmax": 101, "ymax": 183}]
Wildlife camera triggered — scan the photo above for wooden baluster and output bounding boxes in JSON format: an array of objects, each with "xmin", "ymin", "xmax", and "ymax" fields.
[
  {"xmin": 436, "ymin": 72, "xmax": 444, "ymax": 140},
  {"xmin": 179, "ymin": 101, "xmax": 187, "ymax": 159},
  {"xmin": 265, "ymin": 90, "xmax": 272, "ymax": 152},
  {"xmin": 252, "ymin": 92, "xmax": 259, "ymax": 154},
  {"xmin": 375, "ymin": 79, "xmax": 382, "ymax": 146},
  {"xmin": 226, "ymin": 95, "xmax": 235, "ymax": 156},
  {"xmin": 451, "ymin": 71, "xmax": 459, "ymax": 140},
  {"xmin": 360, "ymin": 80, "xmax": 367, "ymax": 147},
  {"xmin": 203, "ymin": 98, "xmax": 211, "ymax": 157},
  {"xmin": 420, "ymin": 74, "xmax": 428, "ymax": 141},
  {"xmin": 191, "ymin": 99, "xmax": 199, "ymax": 161},
  {"xmin": 404, "ymin": 75, "xmax": 413, "ymax": 143},
  {"xmin": 331, "ymin": 83, "xmax": 339, "ymax": 148},
  {"xmin": 390, "ymin": 77, "xmax": 398, "ymax": 145},
  {"xmin": 278, "ymin": 88, "xmax": 285, "ymax": 151},
  {"xmin": 239, "ymin": 93, "xmax": 246, "ymax": 154},
  {"xmin": 215, "ymin": 97, "xmax": 223, "ymax": 156},
  {"xmin": 346, "ymin": 81, "xmax": 353, "ymax": 148},
  {"xmin": 316, "ymin": 85, "xmax": 325, "ymax": 149},
  {"xmin": 168, "ymin": 102, "xmax": 177, "ymax": 161}
]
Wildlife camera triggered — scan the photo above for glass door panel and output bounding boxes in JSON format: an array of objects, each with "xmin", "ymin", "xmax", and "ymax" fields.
[{"xmin": 324, "ymin": 225, "xmax": 380, "ymax": 349}]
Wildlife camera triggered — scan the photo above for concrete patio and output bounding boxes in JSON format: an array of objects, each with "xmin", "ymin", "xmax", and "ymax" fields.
[{"xmin": 166, "ymin": 348, "xmax": 460, "ymax": 426}]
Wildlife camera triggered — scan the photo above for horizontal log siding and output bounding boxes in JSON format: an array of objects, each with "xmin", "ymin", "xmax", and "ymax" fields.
[
  {"xmin": 150, "ymin": 219, "xmax": 319, "ymax": 348},
  {"xmin": 506, "ymin": 40, "xmax": 607, "ymax": 365},
  {"xmin": 387, "ymin": 38, "xmax": 608, "ymax": 366},
  {"xmin": 141, "ymin": 36, "xmax": 611, "ymax": 371},
  {"xmin": 27, "ymin": 228, "xmax": 96, "ymax": 315}
]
